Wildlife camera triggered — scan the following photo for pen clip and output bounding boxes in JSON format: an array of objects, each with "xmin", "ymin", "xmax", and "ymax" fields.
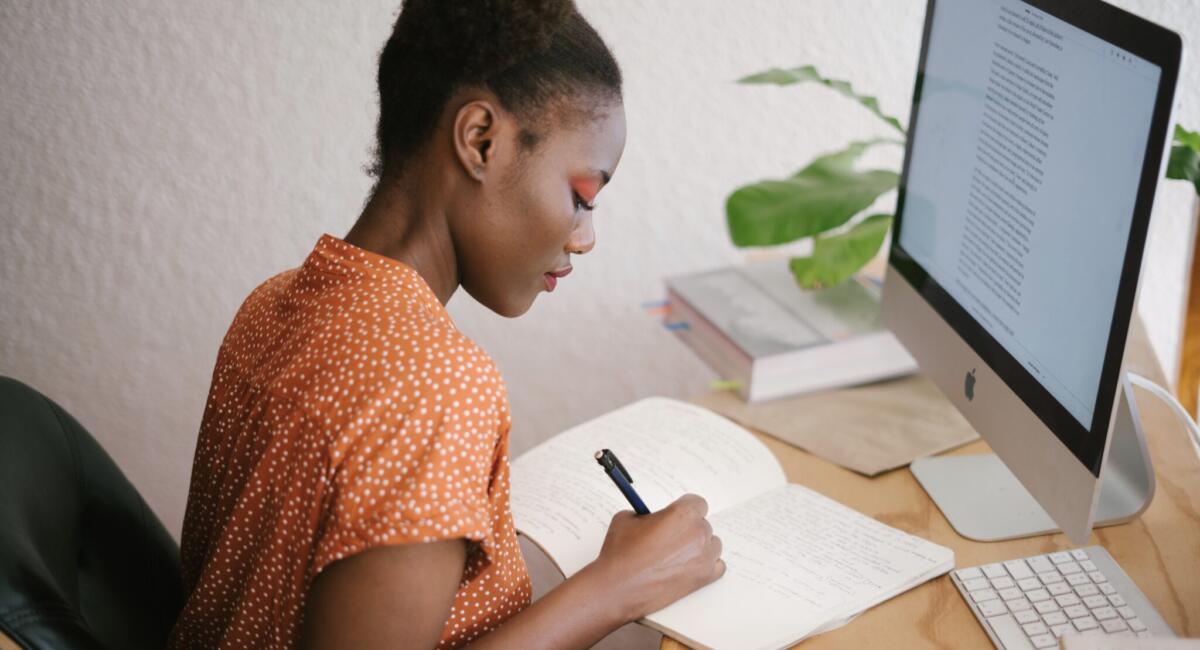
[{"xmin": 606, "ymin": 449, "xmax": 635, "ymax": 484}]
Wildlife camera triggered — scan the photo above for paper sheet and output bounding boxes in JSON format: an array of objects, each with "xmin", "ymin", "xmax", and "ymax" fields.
[
  {"xmin": 644, "ymin": 484, "xmax": 955, "ymax": 650},
  {"xmin": 510, "ymin": 397, "xmax": 786, "ymax": 576}
]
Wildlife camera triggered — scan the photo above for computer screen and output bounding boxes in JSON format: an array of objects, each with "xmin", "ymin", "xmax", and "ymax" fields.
[{"xmin": 896, "ymin": 0, "xmax": 1162, "ymax": 434}]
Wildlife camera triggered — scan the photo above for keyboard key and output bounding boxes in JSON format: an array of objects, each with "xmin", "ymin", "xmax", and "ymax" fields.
[
  {"xmin": 1026, "ymin": 588, "xmax": 1050, "ymax": 603},
  {"xmin": 1015, "ymin": 610, "xmax": 1039, "ymax": 624},
  {"xmin": 1031, "ymin": 633, "xmax": 1058, "ymax": 648},
  {"xmin": 1051, "ymin": 623, "xmax": 1073, "ymax": 638},
  {"xmin": 1027, "ymin": 555, "xmax": 1055, "ymax": 574},
  {"xmin": 1099, "ymin": 583, "xmax": 1117, "ymax": 595},
  {"xmin": 1048, "ymin": 583, "xmax": 1072, "ymax": 596},
  {"xmin": 1128, "ymin": 618, "xmax": 1147, "ymax": 632},
  {"xmin": 1067, "ymin": 573, "xmax": 1091, "ymax": 586},
  {"xmin": 1005, "ymin": 559, "xmax": 1035, "ymax": 579},
  {"xmin": 1065, "ymin": 605, "xmax": 1090, "ymax": 618},
  {"xmin": 1035, "ymin": 600, "xmax": 1059, "ymax": 615},
  {"xmin": 988, "ymin": 614, "xmax": 1036, "ymax": 650},
  {"xmin": 1101, "ymin": 618, "xmax": 1128, "ymax": 633},
  {"xmin": 957, "ymin": 567, "xmax": 984, "ymax": 581},
  {"xmin": 1039, "ymin": 571, "xmax": 1064, "ymax": 584},
  {"xmin": 979, "ymin": 599, "xmax": 1007, "ymax": 617},
  {"xmin": 1059, "ymin": 562, "xmax": 1082, "ymax": 575},
  {"xmin": 1074, "ymin": 616, "xmax": 1099, "ymax": 630},
  {"xmin": 1044, "ymin": 611, "xmax": 1068, "ymax": 625},
  {"xmin": 1075, "ymin": 584, "xmax": 1099, "ymax": 597},
  {"xmin": 1108, "ymin": 594, "xmax": 1126, "ymax": 608},
  {"xmin": 962, "ymin": 577, "xmax": 990, "ymax": 591},
  {"xmin": 1018, "ymin": 577, "xmax": 1042, "ymax": 591},
  {"xmin": 1055, "ymin": 594, "xmax": 1081, "ymax": 607},
  {"xmin": 1006, "ymin": 598, "xmax": 1032, "ymax": 612},
  {"xmin": 1089, "ymin": 571, "xmax": 1107, "ymax": 583},
  {"xmin": 998, "ymin": 587, "xmax": 1022, "ymax": 601},
  {"xmin": 1080, "ymin": 560, "xmax": 1097, "ymax": 571},
  {"xmin": 1093, "ymin": 607, "xmax": 1118, "ymax": 620},
  {"xmin": 991, "ymin": 576, "xmax": 1015, "ymax": 590},
  {"xmin": 1071, "ymin": 549, "xmax": 1089, "ymax": 560},
  {"xmin": 1118, "ymin": 606, "xmax": 1136, "ymax": 619},
  {"xmin": 983, "ymin": 563, "xmax": 1007, "ymax": 578},
  {"xmin": 1022, "ymin": 621, "xmax": 1049, "ymax": 636},
  {"xmin": 1083, "ymin": 595, "xmax": 1108, "ymax": 608},
  {"xmin": 971, "ymin": 589, "xmax": 998, "ymax": 603},
  {"xmin": 1049, "ymin": 551, "xmax": 1073, "ymax": 564}
]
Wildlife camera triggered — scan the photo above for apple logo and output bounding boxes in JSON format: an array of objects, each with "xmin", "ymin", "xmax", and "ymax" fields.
[{"xmin": 965, "ymin": 368, "xmax": 977, "ymax": 401}]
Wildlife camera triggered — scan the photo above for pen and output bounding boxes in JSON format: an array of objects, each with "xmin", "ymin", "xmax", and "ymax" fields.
[{"xmin": 595, "ymin": 448, "xmax": 651, "ymax": 515}]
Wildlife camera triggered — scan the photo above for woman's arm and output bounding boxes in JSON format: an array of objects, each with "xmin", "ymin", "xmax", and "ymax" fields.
[
  {"xmin": 300, "ymin": 538, "xmax": 466, "ymax": 649},
  {"xmin": 469, "ymin": 493, "xmax": 724, "ymax": 649},
  {"xmin": 300, "ymin": 494, "xmax": 724, "ymax": 650}
]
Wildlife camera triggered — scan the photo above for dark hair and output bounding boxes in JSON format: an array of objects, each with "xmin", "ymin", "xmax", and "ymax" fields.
[{"xmin": 371, "ymin": 0, "xmax": 623, "ymax": 177}]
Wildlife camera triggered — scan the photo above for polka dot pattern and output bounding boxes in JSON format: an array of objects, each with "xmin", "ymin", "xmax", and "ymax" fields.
[{"xmin": 169, "ymin": 234, "xmax": 532, "ymax": 649}]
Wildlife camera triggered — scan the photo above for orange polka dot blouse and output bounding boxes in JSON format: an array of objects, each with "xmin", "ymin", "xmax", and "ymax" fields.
[{"xmin": 169, "ymin": 234, "xmax": 532, "ymax": 649}]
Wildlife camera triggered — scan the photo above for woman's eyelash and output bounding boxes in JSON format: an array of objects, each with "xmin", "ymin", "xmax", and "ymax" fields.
[{"xmin": 573, "ymin": 192, "xmax": 596, "ymax": 212}]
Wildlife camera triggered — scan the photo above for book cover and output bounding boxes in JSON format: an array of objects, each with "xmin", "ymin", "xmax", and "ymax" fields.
[{"xmin": 665, "ymin": 260, "xmax": 916, "ymax": 401}]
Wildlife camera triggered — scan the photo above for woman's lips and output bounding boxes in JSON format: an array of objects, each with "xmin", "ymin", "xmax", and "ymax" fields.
[{"xmin": 544, "ymin": 266, "xmax": 573, "ymax": 292}]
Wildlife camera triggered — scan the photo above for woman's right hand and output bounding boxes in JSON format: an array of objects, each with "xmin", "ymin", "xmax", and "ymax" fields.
[{"xmin": 589, "ymin": 493, "xmax": 726, "ymax": 622}]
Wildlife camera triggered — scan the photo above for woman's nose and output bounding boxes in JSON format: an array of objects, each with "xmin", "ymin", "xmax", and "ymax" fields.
[{"xmin": 568, "ymin": 213, "xmax": 595, "ymax": 255}]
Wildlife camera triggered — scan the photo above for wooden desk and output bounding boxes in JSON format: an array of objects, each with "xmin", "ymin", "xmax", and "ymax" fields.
[{"xmin": 662, "ymin": 318, "xmax": 1200, "ymax": 649}]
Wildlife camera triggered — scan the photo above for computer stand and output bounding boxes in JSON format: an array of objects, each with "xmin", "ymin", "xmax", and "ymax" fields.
[{"xmin": 910, "ymin": 375, "xmax": 1156, "ymax": 542}]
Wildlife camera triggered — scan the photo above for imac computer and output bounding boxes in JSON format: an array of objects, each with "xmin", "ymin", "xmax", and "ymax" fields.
[{"xmin": 882, "ymin": 0, "xmax": 1182, "ymax": 545}]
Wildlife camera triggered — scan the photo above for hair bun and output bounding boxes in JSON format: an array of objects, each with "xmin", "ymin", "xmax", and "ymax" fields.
[{"xmin": 397, "ymin": 0, "xmax": 577, "ymax": 78}]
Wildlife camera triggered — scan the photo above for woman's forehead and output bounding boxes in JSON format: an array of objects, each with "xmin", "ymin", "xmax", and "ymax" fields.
[{"xmin": 534, "ymin": 101, "xmax": 625, "ymax": 171}]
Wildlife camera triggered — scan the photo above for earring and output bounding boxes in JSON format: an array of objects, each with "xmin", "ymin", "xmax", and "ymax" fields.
[{"xmin": 474, "ymin": 165, "xmax": 484, "ymax": 177}]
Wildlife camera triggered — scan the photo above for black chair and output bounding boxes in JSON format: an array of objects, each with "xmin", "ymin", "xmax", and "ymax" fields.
[{"xmin": 0, "ymin": 377, "xmax": 184, "ymax": 649}]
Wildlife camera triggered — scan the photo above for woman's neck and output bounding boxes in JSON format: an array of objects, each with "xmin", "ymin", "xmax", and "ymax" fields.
[{"xmin": 344, "ymin": 172, "xmax": 460, "ymax": 306}]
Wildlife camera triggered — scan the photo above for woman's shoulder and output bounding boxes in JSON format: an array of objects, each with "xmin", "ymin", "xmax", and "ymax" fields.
[
  {"xmin": 323, "ymin": 293, "xmax": 504, "ymax": 390},
  {"xmin": 288, "ymin": 298, "xmax": 509, "ymax": 423}
]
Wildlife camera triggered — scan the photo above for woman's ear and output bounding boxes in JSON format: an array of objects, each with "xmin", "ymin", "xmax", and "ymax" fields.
[{"xmin": 453, "ymin": 99, "xmax": 501, "ymax": 182}]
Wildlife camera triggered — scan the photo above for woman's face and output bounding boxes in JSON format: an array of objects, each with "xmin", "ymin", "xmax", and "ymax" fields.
[{"xmin": 452, "ymin": 100, "xmax": 627, "ymax": 318}]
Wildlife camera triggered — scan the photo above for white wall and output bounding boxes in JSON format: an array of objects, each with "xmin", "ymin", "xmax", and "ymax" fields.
[{"xmin": 2, "ymin": 0, "xmax": 1197, "ymax": 538}]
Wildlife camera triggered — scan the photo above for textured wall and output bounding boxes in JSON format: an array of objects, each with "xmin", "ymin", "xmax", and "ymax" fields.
[{"xmin": 2, "ymin": 0, "xmax": 1197, "ymax": 538}]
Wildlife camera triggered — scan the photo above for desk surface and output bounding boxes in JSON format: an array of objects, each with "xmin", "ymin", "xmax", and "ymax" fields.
[{"xmin": 662, "ymin": 317, "xmax": 1200, "ymax": 649}]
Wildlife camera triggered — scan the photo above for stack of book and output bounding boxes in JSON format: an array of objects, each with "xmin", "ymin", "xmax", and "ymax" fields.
[{"xmin": 664, "ymin": 260, "xmax": 916, "ymax": 402}]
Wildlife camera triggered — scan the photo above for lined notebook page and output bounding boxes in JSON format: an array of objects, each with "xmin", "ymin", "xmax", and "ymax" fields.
[
  {"xmin": 644, "ymin": 484, "xmax": 955, "ymax": 650},
  {"xmin": 511, "ymin": 397, "xmax": 786, "ymax": 576}
]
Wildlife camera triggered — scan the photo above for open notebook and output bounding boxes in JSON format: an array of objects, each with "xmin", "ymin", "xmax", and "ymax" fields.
[{"xmin": 510, "ymin": 398, "xmax": 954, "ymax": 650}]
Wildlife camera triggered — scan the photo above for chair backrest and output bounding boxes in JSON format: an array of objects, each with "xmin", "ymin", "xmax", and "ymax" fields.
[{"xmin": 0, "ymin": 377, "xmax": 184, "ymax": 649}]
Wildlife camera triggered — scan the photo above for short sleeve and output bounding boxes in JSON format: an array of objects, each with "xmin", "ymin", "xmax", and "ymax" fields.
[{"xmin": 311, "ymin": 365, "xmax": 508, "ymax": 576}]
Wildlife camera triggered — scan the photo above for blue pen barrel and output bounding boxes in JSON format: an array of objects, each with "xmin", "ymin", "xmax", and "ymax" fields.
[
  {"xmin": 596, "ymin": 448, "xmax": 652, "ymax": 515},
  {"xmin": 610, "ymin": 466, "xmax": 650, "ymax": 515}
]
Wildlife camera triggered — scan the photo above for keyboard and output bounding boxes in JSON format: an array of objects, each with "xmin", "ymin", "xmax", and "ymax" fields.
[{"xmin": 951, "ymin": 546, "xmax": 1175, "ymax": 649}]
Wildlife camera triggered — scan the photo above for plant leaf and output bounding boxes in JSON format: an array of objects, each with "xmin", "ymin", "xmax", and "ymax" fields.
[
  {"xmin": 739, "ymin": 64, "xmax": 906, "ymax": 135},
  {"xmin": 789, "ymin": 214, "xmax": 893, "ymax": 288},
  {"xmin": 726, "ymin": 141, "xmax": 899, "ymax": 247},
  {"xmin": 788, "ymin": 139, "xmax": 895, "ymax": 179},
  {"xmin": 1175, "ymin": 123, "xmax": 1200, "ymax": 150},
  {"xmin": 1168, "ymin": 124, "xmax": 1200, "ymax": 196}
]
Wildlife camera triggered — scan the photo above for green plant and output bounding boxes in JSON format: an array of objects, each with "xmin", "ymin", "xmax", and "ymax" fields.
[
  {"xmin": 1170, "ymin": 124, "xmax": 1200, "ymax": 196},
  {"xmin": 726, "ymin": 64, "xmax": 1200, "ymax": 289}
]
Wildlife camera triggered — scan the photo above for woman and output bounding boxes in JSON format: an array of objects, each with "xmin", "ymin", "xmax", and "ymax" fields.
[{"xmin": 169, "ymin": 2, "xmax": 725, "ymax": 648}]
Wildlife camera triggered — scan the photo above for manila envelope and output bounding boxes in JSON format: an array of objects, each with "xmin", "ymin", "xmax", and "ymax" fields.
[{"xmin": 693, "ymin": 374, "xmax": 978, "ymax": 477}]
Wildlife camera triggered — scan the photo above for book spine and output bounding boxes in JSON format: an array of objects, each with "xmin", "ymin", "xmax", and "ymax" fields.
[
  {"xmin": 665, "ymin": 288, "xmax": 753, "ymax": 396},
  {"xmin": 750, "ymin": 331, "xmax": 917, "ymax": 402}
]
